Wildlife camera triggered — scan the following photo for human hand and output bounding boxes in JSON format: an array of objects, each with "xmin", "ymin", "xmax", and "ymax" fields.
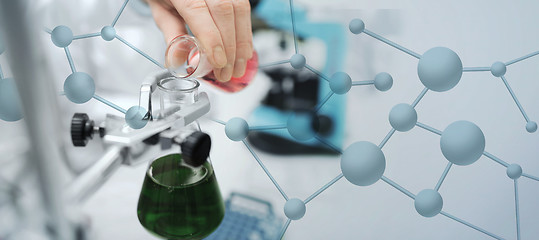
[{"xmin": 147, "ymin": 0, "xmax": 253, "ymax": 82}]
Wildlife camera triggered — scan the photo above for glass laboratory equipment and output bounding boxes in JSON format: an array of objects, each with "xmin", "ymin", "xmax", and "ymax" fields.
[
  {"xmin": 138, "ymin": 75, "xmax": 224, "ymax": 239},
  {"xmin": 137, "ymin": 129, "xmax": 225, "ymax": 240},
  {"xmin": 137, "ymin": 152, "xmax": 225, "ymax": 240},
  {"xmin": 157, "ymin": 76, "xmax": 200, "ymax": 119},
  {"xmin": 165, "ymin": 35, "xmax": 258, "ymax": 93}
]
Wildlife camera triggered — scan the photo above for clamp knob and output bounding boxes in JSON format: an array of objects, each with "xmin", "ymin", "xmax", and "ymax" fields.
[
  {"xmin": 181, "ymin": 131, "xmax": 211, "ymax": 167},
  {"xmin": 71, "ymin": 113, "xmax": 94, "ymax": 147}
]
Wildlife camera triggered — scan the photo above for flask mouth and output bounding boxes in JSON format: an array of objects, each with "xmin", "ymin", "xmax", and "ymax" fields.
[
  {"xmin": 165, "ymin": 35, "xmax": 209, "ymax": 78},
  {"xmin": 157, "ymin": 77, "xmax": 200, "ymax": 93},
  {"xmin": 156, "ymin": 76, "xmax": 200, "ymax": 118}
]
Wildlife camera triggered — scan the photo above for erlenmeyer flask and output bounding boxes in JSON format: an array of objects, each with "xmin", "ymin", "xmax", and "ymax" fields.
[
  {"xmin": 165, "ymin": 35, "xmax": 258, "ymax": 93},
  {"xmin": 137, "ymin": 153, "xmax": 224, "ymax": 240}
]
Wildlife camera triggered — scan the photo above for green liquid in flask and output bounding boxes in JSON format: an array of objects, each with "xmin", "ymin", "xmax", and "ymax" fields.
[{"xmin": 137, "ymin": 154, "xmax": 225, "ymax": 240}]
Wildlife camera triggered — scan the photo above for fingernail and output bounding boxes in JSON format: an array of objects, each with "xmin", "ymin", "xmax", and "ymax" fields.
[
  {"xmin": 213, "ymin": 46, "xmax": 227, "ymax": 68},
  {"xmin": 219, "ymin": 64, "xmax": 233, "ymax": 82},
  {"xmin": 233, "ymin": 58, "xmax": 246, "ymax": 78}
]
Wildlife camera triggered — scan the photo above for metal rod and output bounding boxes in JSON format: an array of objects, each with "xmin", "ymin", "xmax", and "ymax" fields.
[
  {"xmin": 363, "ymin": 29, "xmax": 421, "ymax": 59},
  {"xmin": 379, "ymin": 128, "xmax": 396, "ymax": 149},
  {"xmin": 0, "ymin": 1, "xmax": 73, "ymax": 238},
  {"xmin": 65, "ymin": 146, "xmax": 125, "ymax": 203},
  {"xmin": 304, "ymin": 173, "xmax": 344, "ymax": 204},
  {"xmin": 435, "ymin": 162, "xmax": 453, "ymax": 191},
  {"xmin": 242, "ymin": 140, "xmax": 289, "ymax": 201}
]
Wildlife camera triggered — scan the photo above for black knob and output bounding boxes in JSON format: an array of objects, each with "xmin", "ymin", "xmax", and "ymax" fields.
[
  {"xmin": 71, "ymin": 113, "xmax": 94, "ymax": 147},
  {"xmin": 181, "ymin": 131, "xmax": 211, "ymax": 167},
  {"xmin": 314, "ymin": 114, "xmax": 334, "ymax": 136},
  {"xmin": 250, "ymin": 0, "xmax": 261, "ymax": 9}
]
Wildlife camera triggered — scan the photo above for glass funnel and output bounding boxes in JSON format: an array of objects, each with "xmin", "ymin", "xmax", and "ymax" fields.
[{"xmin": 137, "ymin": 153, "xmax": 225, "ymax": 240}]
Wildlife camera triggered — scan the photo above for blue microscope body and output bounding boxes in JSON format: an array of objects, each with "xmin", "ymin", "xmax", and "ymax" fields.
[{"xmin": 248, "ymin": 0, "xmax": 347, "ymax": 154}]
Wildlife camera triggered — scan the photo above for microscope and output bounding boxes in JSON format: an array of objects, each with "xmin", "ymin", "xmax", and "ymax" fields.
[{"xmin": 248, "ymin": 0, "xmax": 347, "ymax": 154}]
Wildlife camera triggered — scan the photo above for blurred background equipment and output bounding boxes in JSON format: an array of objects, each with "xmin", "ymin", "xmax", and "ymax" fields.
[
  {"xmin": 205, "ymin": 192, "xmax": 284, "ymax": 240},
  {"xmin": 248, "ymin": 0, "xmax": 347, "ymax": 155}
]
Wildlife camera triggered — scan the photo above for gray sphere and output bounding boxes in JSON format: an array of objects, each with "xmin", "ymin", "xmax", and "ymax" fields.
[
  {"xmin": 284, "ymin": 198, "xmax": 306, "ymax": 220},
  {"xmin": 101, "ymin": 26, "xmax": 116, "ymax": 41},
  {"xmin": 341, "ymin": 141, "xmax": 386, "ymax": 186},
  {"xmin": 290, "ymin": 54, "xmax": 306, "ymax": 69},
  {"xmin": 63, "ymin": 72, "xmax": 95, "ymax": 104},
  {"xmin": 414, "ymin": 189, "xmax": 443, "ymax": 217},
  {"xmin": 506, "ymin": 164, "xmax": 522, "ymax": 179},
  {"xmin": 526, "ymin": 121, "xmax": 537, "ymax": 133},
  {"xmin": 287, "ymin": 112, "xmax": 316, "ymax": 141},
  {"xmin": 374, "ymin": 72, "xmax": 393, "ymax": 92},
  {"xmin": 349, "ymin": 19, "xmax": 365, "ymax": 34},
  {"xmin": 125, "ymin": 106, "xmax": 148, "ymax": 129},
  {"xmin": 389, "ymin": 103, "xmax": 417, "ymax": 132},
  {"xmin": 51, "ymin": 25, "xmax": 73, "ymax": 48},
  {"xmin": 0, "ymin": 78, "xmax": 23, "ymax": 121},
  {"xmin": 329, "ymin": 72, "xmax": 352, "ymax": 95},
  {"xmin": 440, "ymin": 121, "xmax": 485, "ymax": 166},
  {"xmin": 418, "ymin": 47, "xmax": 463, "ymax": 92},
  {"xmin": 225, "ymin": 117, "xmax": 249, "ymax": 141},
  {"xmin": 490, "ymin": 61, "xmax": 507, "ymax": 77}
]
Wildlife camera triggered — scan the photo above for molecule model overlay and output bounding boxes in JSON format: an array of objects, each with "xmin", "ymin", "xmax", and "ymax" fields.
[
  {"xmin": 374, "ymin": 72, "xmax": 393, "ymax": 92},
  {"xmin": 290, "ymin": 54, "xmax": 306, "ymax": 69},
  {"xmin": 125, "ymin": 106, "xmax": 148, "ymax": 129},
  {"xmin": 63, "ymin": 72, "xmax": 96, "ymax": 104},
  {"xmin": 284, "ymin": 198, "xmax": 306, "ymax": 220},
  {"xmin": 490, "ymin": 61, "xmax": 507, "ymax": 77},
  {"xmin": 41, "ymin": 0, "xmax": 166, "ymax": 129},
  {"xmin": 329, "ymin": 72, "xmax": 352, "ymax": 95},
  {"xmin": 0, "ymin": 78, "xmax": 23, "ymax": 122},
  {"xmin": 389, "ymin": 103, "xmax": 417, "ymax": 132},
  {"xmin": 526, "ymin": 121, "xmax": 537, "ymax": 133},
  {"xmin": 417, "ymin": 47, "xmax": 463, "ymax": 92},
  {"xmin": 341, "ymin": 141, "xmax": 386, "ymax": 186},
  {"xmin": 210, "ymin": 9, "xmax": 539, "ymax": 240},
  {"xmin": 349, "ymin": 18, "xmax": 365, "ymax": 34},
  {"xmin": 51, "ymin": 25, "xmax": 73, "ymax": 48},
  {"xmin": 440, "ymin": 121, "xmax": 485, "ymax": 166},
  {"xmin": 287, "ymin": 112, "xmax": 317, "ymax": 141},
  {"xmin": 506, "ymin": 164, "xmax": 522, "ymax": 180},
  {"xmin": 101, "ymin": 26, "xmax": 116, "ymax": 41},
  {"xmin": 414, "ymin": 189, "xmax": 443, "ymax": 218},
  {"xmin": 225, "ymin": 117, "xmax": 249, "ymax": 141}
]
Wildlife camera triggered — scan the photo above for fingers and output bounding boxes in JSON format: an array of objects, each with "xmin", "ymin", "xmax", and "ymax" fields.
[
  {"xmin": 232, "ymin": 0, "xmax": 253, "ymax": 78},
  {"xmin": 171, "ymin": 0, "xmax": 227, "ymax": 73},
  {"xmin": 205, "ymin": 0, "xmax": 236, "ymax": 82},
  {"xmin": 147, "ymin": 0, "xmax": 187, "ymax": 44},
  {"xmin": 154, "ymin": 0, "xmax": 253, "ymax": 82}
]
